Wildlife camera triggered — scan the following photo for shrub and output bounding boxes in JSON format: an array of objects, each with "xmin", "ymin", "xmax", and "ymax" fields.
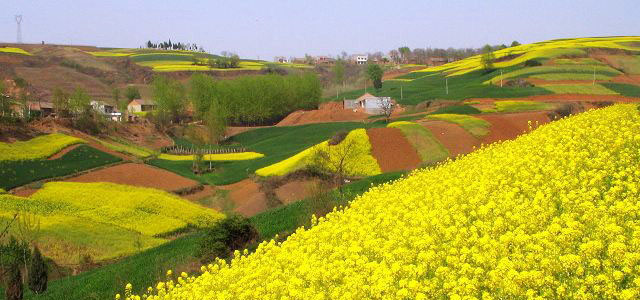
[
  {"xmin": 328, "ymin": 131, "xmax": 348, "ymax": 146},
  {"xmin": 28, "ymin": 246, "xmax": 48, "ymax": 294},
  {"xmin": 197, "ymin": 216, "xmax": 259, "ymax": 263},
  {"xmin": 524, "ymin": 59, "xmax": 542, "ymax": 67},
  {"xmin": 5, "ymin": 263, "xmax": 23, "ymax": 300}
]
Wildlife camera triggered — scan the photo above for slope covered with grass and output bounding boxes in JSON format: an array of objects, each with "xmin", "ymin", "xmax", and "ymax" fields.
[
  {"xmin": 337, "ymin": 37, "xmax": 640, "ymax": 104},
  {"xmin": 129, "ymin": 104, "xmax": 640, "ymax": 299}
]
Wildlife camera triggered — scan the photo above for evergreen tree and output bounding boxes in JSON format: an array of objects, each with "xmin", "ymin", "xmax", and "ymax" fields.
[
  {"xmin": 28, "ymin": 247, "xmax": 48, "ymax": 294},
  {"xmin": 366, "ymin": 64, "xmax": 384, "ymax": 90}
]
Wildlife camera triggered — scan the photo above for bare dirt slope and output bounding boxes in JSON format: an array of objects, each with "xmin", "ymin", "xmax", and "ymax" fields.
[
  {"xmin": 420, "ymin": 120, "xmax": 479, "ymax": 157},
  {"xmin": 367, "ymin": 128, "xmax": 421, "ymax": 172},
  {"xmin": 219, "ymin": 179, "xmax": 268, "ymax": 217},
  {"xmin": 277, "ymin": 102, "xmax": 368, "ymax": 126},
  {"xmin": 478, "ymin": 112, "xmax": 551, "ymax": 144}
]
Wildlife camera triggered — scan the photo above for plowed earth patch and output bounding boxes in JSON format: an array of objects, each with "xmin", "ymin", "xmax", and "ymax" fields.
[
  {"xmin": 420, "ymin": 121, "xmax": 479, "ymax": 157},
  {"xmin": 367, "ymin": 127, "xmax": 421, "ymax": 172},
  {"xmin": 477, "ymin": 112, "xmax": 551, "ymax": 144},
  {"xmin": 218, "ymin": 179, "xmax": 267, "ymax": 217},
  {"xmin": 63, "ymin": 163, "xmax": 199, "ymax": 192}
]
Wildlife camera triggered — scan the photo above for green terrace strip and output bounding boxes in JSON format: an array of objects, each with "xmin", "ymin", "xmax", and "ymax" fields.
[
  {"xmin": 601, "ymin": 82, "xmax": 640, "ymax": 97},
  {"xmin": 148, "ymin": 122, "xmax": 386, "ymax": 185},
  {"xmin": 430, "ymin": 104, "xmax": 481, "ymax": 115},
  {"xmin": 88, "ymin": 136, "xmax": 155, "ymax": 159},
  {"xmin": 529, "ymin": 73, "xmax": 613, "ymax": 81},
  {"xmin": 425, "ymin": 113, "xmax": 491, "ymax": 138},
  {"xmin": 8, "ymin": 172, "xmax": 404, "ymax": 300},
  {"xmin": 486, "ymin": 65, "xmax": 623, "ymax": 84},
  {"xmin": 0, "ymin": 145, "xmax": 121, "ymax": 190},
  {"xmin": 492, "ymin": 100, "xmax": 553, "ymax": 113},
  {"xmin": 552, "ymin": 58, "xmax": 605, "ymax": 65},
  {"xmin": 0, "ymin": 133, "xmax": 85, "ymax": 161},
  {"xmin": 540, "ymin": 84, "xmax": 619, "ymax": 95},
  {"xmin": 387, "ymin": 122, "xmax": 449, "ymax": 164},
  {"xmin": 336, "ymin": 68, "xmax": 552, "ymax": 105}
]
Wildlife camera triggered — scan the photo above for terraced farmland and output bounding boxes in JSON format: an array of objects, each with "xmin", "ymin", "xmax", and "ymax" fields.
[{"xmin": 129, "ymin": 104, "xmax": 640, "ymax": 299}]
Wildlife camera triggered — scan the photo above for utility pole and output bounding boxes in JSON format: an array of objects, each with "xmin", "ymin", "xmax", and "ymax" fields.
[
  {"xmin": 500, "ymin": 70, "xmax": 503, "ymax": 87},
  {"xmin": 445, "ymin": 78, "xmax": 449, "ymax": 95},
  {"xmin": 593, "ymin": 66, "xmax": 596, "ymax": 85},
  {"xmin": 15, "ymin": 15, "xmax": 23, "ymax": 44},
  {"xmin": 401, "ymin": 85, "xmax": 403, "ymax": 100}
]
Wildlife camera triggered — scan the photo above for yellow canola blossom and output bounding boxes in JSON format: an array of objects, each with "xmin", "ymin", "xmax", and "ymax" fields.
[
  {"xmin": 0, "ymin": 47, "xmax": 32, "ymax": 55},
  {"xmin": 30, "ymin": 182, "xmax": 223, "ymax": 236},
  {"xmin": 255, "ymin": 129, "xmax": 381, "ymax": 177},
  {"xmin": 158, "ymin": 152, "xmax": 264, "ymax": 161},
  {"xmin": 128, "ymin": 104, "xmax": 640, "ymax": 299},
  {"xmin": 0, "ymin": 133, "xmax": 85, "ymax": 161}
]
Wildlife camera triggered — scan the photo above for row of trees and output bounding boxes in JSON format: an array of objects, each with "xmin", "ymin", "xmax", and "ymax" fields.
[
  {"xmin": 322, "ymin": 41, "xmax": 521, "ymax": 66},
  {"xmin": 144, "ymin": 40, "xmax": 204, "ymax": 52},
  {"xmin": 150, "ymin": 72, "xmax": 321, "ymax": 131}
]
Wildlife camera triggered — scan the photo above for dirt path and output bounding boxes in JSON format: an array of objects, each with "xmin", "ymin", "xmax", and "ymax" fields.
[
  {"xmin": 63, "ymin": 163, "xmax": 199, "ymax": 192},
  {"xmin": 420, "ymin": 120, "xmax": 479, "ymax": 157},
  {"xmin": 218, "ymin": 179, "xmax": 267, "ymax": 217},
  {"xmin": 367, "ymin": 128, "xmax": 422, "ymax": 172},
  {"xmin": 12, "ymin": 188, "xmax": 39, "ymax": 197},
  {"xmin": 47, "ymin": 144, "xmax": 82, "ymax": 160},
  {"xmin": 478, "ymin": 111, "xmax": 551, "ymax": 144}
]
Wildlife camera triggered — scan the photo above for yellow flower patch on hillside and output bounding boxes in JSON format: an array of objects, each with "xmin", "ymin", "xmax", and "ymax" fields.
[{"xmin": 129, "ymin": 104, "xmax": 640, "ymax": 300}]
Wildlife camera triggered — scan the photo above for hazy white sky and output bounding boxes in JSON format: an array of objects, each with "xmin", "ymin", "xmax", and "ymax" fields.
[{"xmin": 1, "ymin": 0, "xmax": 638, "ymax": 59}]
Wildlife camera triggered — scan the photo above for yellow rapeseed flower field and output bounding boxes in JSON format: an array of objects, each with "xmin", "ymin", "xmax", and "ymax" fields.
[
  {"xmin": 128, "ymin": 104, "xmax": 640, "ymax": 299},
  {"xmin": 158, "ymin": 152, "xmax": 264, "ymax": 161},
  {"xmin": 256, "ymin": 129, "xmax": 380, "ymax": 177},
  {"xmin": 0, "ymin": 133, "xmax": 85, "ymax": 161},
  {"xmin": 30, "ymin": 182, "xmax": 223, "ymax": 236}
]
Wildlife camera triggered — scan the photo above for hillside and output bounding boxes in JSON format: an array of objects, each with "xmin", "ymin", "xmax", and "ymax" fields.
[
  {"xmin": 129, "ymin": 104, "xmax": 640, "ymax": 299},
  {"xmin": 0, "ymin": 44, "xmax": 283, "ymax": 104},
  {"xmin": 336, "ymin": 36, "xmax": 640, "ymax": 105}
]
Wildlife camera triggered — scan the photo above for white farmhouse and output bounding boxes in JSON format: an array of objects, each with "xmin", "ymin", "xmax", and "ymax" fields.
[
  {"xmin": 351, "ymin": 54, "xmax": 368, "ymax": 65},
  {"xmin": 343, "ymin": 93, "xmax": 392, "ymax": 115}
]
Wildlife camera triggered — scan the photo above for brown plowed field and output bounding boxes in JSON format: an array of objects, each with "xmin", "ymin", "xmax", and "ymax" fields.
[
  {"xmin": 478, "ymin": 112, "xmax": 551, "ymax": 144},
  {"xmin": 367, "ymin": 128, "xmax": 421, "ymax": 172},
  {"xmin": 47, "ymin": 144, "xmax": 82, "ymax": 160},
  {"xmin": 277, "ymin": 102, "xmax": 368, "ymax": 126},
  {"xmin": 611, "ymin": 75, "xmax": 640, "ymax": 85},
  {"xmin": 275, "ymin": 179, "xmax": 321, "ymax": 204},
  {"xmin": 219, "ymin": 179, "xmax": 267, "ymax": 217},
  {"xmin": 420, "ymin": 121, "xmax": 479, "ymax": 157},
  {"xmin": 63, "ymin": 163, "xmax": 199, "ymax": 192}
]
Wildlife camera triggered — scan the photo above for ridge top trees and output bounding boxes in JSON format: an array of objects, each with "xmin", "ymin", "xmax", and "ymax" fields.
[{"xmin": 481, "ymin": 44, "xmax": 496, "ymax": 73}]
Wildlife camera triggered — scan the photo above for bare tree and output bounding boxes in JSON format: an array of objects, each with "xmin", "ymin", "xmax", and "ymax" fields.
[
  {"xmin": 378, "ymin": 97, "xmax": 395, "ymax": 123},
  {"xmin": 308, "ymin": 135, "xmax": 357, "ymax": 188}
]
